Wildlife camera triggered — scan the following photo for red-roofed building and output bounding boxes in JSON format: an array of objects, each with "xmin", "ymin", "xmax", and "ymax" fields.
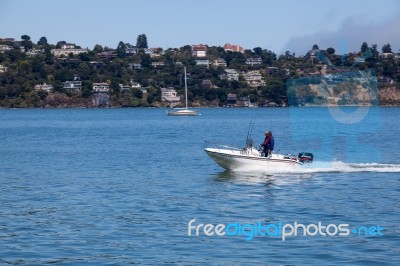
[
  {"xmin": 192, "ymin": 44, "xmax": 207, "ymax": 57},
  {"xmin": 224, "ymin": 43, "xmax": 245, "ymax": 53},
  {"xmin": 224, "ymin": 43, "xmax": 244, "ymax": 53}
]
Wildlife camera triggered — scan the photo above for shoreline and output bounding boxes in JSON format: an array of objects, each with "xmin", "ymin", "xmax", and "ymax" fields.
[{"xmin": 1, "ymin": 105, "xmax": 399, "ymax": 110}]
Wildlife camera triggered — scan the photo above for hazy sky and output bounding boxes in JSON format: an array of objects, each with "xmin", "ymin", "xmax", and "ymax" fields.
[{"xmin": 1, "ymin": 0, "xmax": 399, "ymax": 55}]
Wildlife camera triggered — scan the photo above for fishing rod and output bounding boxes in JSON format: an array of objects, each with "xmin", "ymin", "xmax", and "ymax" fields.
[{"xmin": 246, "ymin": 113, "xmax": 257, "ymax": 147}]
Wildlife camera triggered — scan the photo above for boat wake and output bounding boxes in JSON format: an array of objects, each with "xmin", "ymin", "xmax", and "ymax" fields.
[{"xmin": 232, "ymin": 161, "xmax": 400, "ymax": 174}]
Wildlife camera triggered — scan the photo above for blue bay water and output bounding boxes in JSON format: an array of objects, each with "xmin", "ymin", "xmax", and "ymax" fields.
[{"xmin": 0, "ymin": 107, "xmax": 399, "ymax": 265}]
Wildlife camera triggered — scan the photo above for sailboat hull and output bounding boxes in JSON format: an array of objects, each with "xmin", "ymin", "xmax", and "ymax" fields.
[{"xmin": 167, "ymin": 109, "xmax": 199, "ymax": 116}]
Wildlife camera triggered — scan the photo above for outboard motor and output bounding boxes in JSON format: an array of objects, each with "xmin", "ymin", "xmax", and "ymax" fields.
[{"xmin": 298, "ymin": 152, "xmax": 314, "ymax": 163}]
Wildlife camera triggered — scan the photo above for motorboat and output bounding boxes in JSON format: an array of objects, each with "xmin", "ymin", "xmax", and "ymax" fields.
[
  {"xmin": 204, "ymin": 139, "xmax": 313, "ymax": 171},
  {"xmin": 167, "ymin": 67, "xmax": 199, "ymax": 116}
]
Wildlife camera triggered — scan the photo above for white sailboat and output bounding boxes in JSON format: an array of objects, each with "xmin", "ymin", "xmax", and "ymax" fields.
[{"xmin": 167, "ymin": 67, "xmax": 199, "ymax": 116}]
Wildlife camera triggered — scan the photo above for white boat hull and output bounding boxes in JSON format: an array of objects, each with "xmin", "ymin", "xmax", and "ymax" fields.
[
  {"xmin": 204, "ymin": 147, "xmax": 302, "ymax": 171},
  {"xmin": 167, "ymin": 109, "xmax": 199, "ymax": 116}
]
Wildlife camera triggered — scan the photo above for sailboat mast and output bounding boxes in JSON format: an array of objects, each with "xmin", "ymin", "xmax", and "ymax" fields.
[{"xmin": 184, "ymin": 67, "xmax": 188, "ymax": 110}]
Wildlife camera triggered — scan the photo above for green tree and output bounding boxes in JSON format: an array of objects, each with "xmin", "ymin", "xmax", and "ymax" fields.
[
  {"xmin": 31, "ymin": 57, "xmax": 47, "ymax": 79},
  {"xmin": 133, "ymin": 88, "xmax": 143, "ymax": 98},
  {"xmin": 371, "ymin": 44, "xmax": 379, "ymax": 58},
  {"xmin": 21, "ymin": 35, "xmax": 31, "ymax": 42},
  {"xmin": 261, "ymin": 49, "xmax": 277, "ymax": 65},
  {"xmin": 147, "ymin": 94, "xmax": 154, "ymax": 104},
  {"xmin": 6, "ymin": 49, "xmax": 26, "ymax": 62},
  {"xmin": 382, "ymin": 43, "xmax": 392, "ymax": 53},
  {"xmin": 327, "ymin": 47, "xmax": 335, "ymax": 55},
  {"xmin": 136, "ymin": 34, "xmax": 148, "ymax": 49},
  {"xmin": 18, "ymin": 61, "xmax": 31, "ymax": 76},
  {"xmin": 116, "ymin": 41, "xmax": 126, "ymax": 58},
  {"xmin": 21, "ymin": 34, "xmax": 33, "ymax": 51},
  {"xmin": 93, "ymin": 44, "xmax": 103, "ymax": 53},
  {"xmin": 56, "ymin": 41, "xmax": 66, "ymax": 49},
  {"xmin": 360, "ymin": 42, "xmax": 369, "ymax": 54},
  {"xmin": 44, "ymin": 47, "xmax": 54, "ymax": 64},
  {"xmin": 140, "ymin": 54, "xmax": 151, "ymax": 68},
  {"xmin": 253, "ymin": 47, "xmax": 262, "ymax": 55},
  {"xmin": 79, "ymin": 52, "xmax": 92, "ymax": 61},
  {"xmin": 37, "ymin": 36, "xmax": 48, "ymax": 46},
  {"xmin": 312, "ymin": 44, "xmax": 319, "ymax": 50}
]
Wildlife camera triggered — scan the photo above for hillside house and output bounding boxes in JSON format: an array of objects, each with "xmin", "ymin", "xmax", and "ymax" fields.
[
  {"xmin": 34, "ymin": 83, "xmax": 53, "ymax": 92},
  {"xmin": 0, "ymin": 45, "xmax": 12, "ymax": 53},
  {"xmin": 125, "ymin": 44, "xmax": 138, "ymax": 56},
  {"xmin": 97, "ymin": 51, "xmax": 117, "ymax": 59},
  {"xmin": 92, "ymin": 83, "xmax": 110, "ymax": 93},
  {"xmin": 51, "ymin": 43, "xmax": 89, "ymax": 57},
  {"xmin": 61, "ymin": 43, "xmax": 76, "ymax": 49},
  {"xmin": 223, "ymin": 43, "xmax": 245, "ymax": 53},
  {"xmin": 131, "ymin": 81, "xmax": 142, "ymax": 88},
  {"xmin": 213, "ymin": 58, "xmax": 227, "ymax": 67},
  {"xmin": 192, "ymin": 44, "xmax": 207, "ymax": 57},
  {"xmin": 26, "ymin": 48, "xmax": 44, "ymax": 57},
  {"xmin": 128, "ymin": 63, "xmax": 142, "ymax": 70},
  {"xmin": 219, "ymin": 69, "xmax": 239, "ymax": 81},
  {"xmin": 246, "ymin": 56, "xmax": 262, "ymax": 65},
  {"xmin": 242, "ymin": 70, "xmax": 266, "ymax": 87},
  {"xmin": 196, "ymin": 59, "xmax": 210, "ymax": 67},
  {"xmin": 63, "ymin": 75, "xmax": 82, "ymax": 92},
  {"xmin": 226, "ymin": 93, "xmax": 237, "ymax": 107},
  {"xmin": 119, "ymin": 84, "xmax": 131, "ymax": 91},
  {"xmin": 201, "ymin": 79, "xmax": 213, "ymax": 88},
  {"xmin": 0, "ymin": 64, "xmax": 8, "ymax": 73},
  {"xmin": 161, "ymin": 88, "xmax": 180, "ymax": 105},
  {"xmin": 151, "ymin": 61, "xmax": 165, "ymax": 68}
]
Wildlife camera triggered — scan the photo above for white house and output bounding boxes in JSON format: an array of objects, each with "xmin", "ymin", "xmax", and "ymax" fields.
[
  {"xmin": 0, "ymin": 45, "xmax": 12, "ymax": 53},
  {"xmin": 246, "ymin": 56, "xmax": 262, "ymax": 65},
  {"xmin": 63, "ymin": 75, "xmax": 82, "ymax": 92},
  {"xmin": 92, "ymin": 83, "xmax": 110, "ymax": 93},
  {"xmin": 128, "ymin": 63, "xmax": 142, "ymax": 70},
  {"xmin": 34, "ymin": 83, "xmax": 53, "ymax": 92},
  {"xmin": 161, "ymin": 88, "xmax": 180, "ymax": 103},
  {"xmin": 131, "ymin": 81, "xmax": 142, "ymax": 88},
  {"xmin": 380, "ymin": 53, "xmax": 394, "ymax": 59},
  {"xmin": 213, "ymin": 58, "xmax": 227, "ymax": 67},
  {"xmin": 119, "ymin": 84, "xmax": 131, "ymax": 91},
  {"xmin": 195, "ymin": 59, "xmax": 210, "ymax": 67},
  {"xmin": 242, "ymin": 70, "xmax": 266, "ymax": 87},
  {"xmin": 149, "ymin": 47, "xmax": 164, "ymax": 57},
  {"xmin": 61, "ymin": 43, "xmax": 76, "ymax": 49},
  {"xmin": 131, "ymin": 81, "xmax": 147, "ymax": 93},
  {"xmin": 219, "ymin": 69, "xmax": 239, "ymax": 81},
  {"xmin": 51, "ymin": 48, "xmax": 89, "ymax": 57},
  {"xmin": 0, "ymin": 64, "xmax": 8, "ymax": 73},
  {"xmin": 151, "ymin": 61, "xmax": 165, "ymax": 68},
  {"xmin": 26, "ymin": 48, "xmax": 44, "ymax": 57},
  {"xmin": 125, "ymin": 46, "xmax": 138, "ymax": 56}
]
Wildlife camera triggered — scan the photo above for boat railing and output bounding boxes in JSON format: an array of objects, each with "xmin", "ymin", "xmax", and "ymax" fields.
[{"xmin": 205, "ymin": 141, "xmax": 242, "ymax": 154}]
